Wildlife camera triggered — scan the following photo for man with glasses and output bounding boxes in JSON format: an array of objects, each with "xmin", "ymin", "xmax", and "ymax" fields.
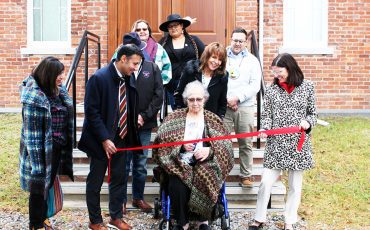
[{"xmin": 224, "ymin": 28, "xmax": 262, "ymax": 188}]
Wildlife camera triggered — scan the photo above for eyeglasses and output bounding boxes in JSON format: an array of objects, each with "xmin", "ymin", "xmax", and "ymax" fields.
[
  {"xmin": 187, "ymin": 97, "xmax": 203, "ymax": 103},
  {"xmin": 232, "ymin": 39, "xmax": 246, "ymax": 44},
  {"xmin": 271, "ymin": 69, "xmax": 284, "ymax": 76},
  {"xmin": 167, "ymin": 23, "xmax": 180, "ymax": 29},
  {"xmin": 135, "ymin": 28, "xmax": 148, "ymax": 32}
]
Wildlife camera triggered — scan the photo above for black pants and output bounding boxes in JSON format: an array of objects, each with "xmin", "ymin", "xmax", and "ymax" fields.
[
  {"xmin": 29, "ymin": 142, "xmax": 62, "ymax": 229},
  {"xmin": 168, "ymin": 175, "xmax": 191, "ymax": 226},
  {"xmin": 168, "ymin": 175, "xmax": 208, "ymax": 226},
  {"xmin": 86, "ymin": 134, "xmax": 127, "ymax": 224},
  {"xmin": 29, "ymin": 193, "xmax": 47, "ymax": 229}
]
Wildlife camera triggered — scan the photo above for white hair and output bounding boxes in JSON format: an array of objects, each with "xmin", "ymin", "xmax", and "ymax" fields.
[{"xmin": 182, "ymin": 80, "xmax": 209, "ymax": 105}]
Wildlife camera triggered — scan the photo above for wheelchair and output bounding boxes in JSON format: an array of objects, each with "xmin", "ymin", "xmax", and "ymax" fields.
[{"xmin": 152, "ymin": 166, "xmax": 231, "ymax": 230}]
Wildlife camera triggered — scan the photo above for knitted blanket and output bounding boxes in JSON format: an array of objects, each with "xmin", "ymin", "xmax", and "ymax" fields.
[{"xmin": 153, "ymin": 109, "xmax": 234, "ymax": 219}]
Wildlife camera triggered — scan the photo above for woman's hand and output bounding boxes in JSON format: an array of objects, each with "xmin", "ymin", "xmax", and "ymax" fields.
[
  {"xmin": 194, "ymin": 147, "xmax": 210, "ymax": 162},
  {"xmin": 300, "ymin": 120, "xmax": 311, "ymax": 130},
  {"xmin": 183, "ymin": 143, "xmax": 195, "ymax": 152},
  {"xmin": 258, "ymin": 129, "xmax": 268, "ymax": 139},
  {"xmin": 184, "ymin": 16, "xmax": 197, "ymax": 24}
]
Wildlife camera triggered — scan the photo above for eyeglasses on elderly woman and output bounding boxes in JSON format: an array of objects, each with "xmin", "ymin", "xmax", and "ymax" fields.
[{"xmin": 187, "ymin": 97, "xmax": 203, "ymax": 103}]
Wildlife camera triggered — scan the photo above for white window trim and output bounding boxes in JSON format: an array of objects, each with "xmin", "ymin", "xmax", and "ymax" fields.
[
  {"xmin": 21, "ymin": 0, "xmax": 75, "ymax": 55},
  {"xmin": 279, "ymin": 46, "xmax": 334, "ymax": 55},
  {"xmin": 279, "ymin": 0, "xmax": 334, "ymax": 55}
]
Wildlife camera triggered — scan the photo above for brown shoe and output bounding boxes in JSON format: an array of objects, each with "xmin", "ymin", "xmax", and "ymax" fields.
[
  {"xmin": 240, "ymin": 177, "xmax": 253, "ymax": 188},
  {"xmin": 43, "ymin": 218, "xmax": 54, "ymax": 230},
  {"xmin": 107, "ymin": 218, "xmax": 132, "ymax": 230},
  {"xmin": 88, "ymin": 222, "xmax": 108, "ymax": 230},
  {"xmin": 122, "ymin": 203, "xmax": 127, "ymax": 215},
  {"xmin": 132, "ymin": 199, "xmax": 153, "ymax": 213}
]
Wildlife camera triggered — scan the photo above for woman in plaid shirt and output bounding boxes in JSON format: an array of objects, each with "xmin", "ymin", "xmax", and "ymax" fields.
[{"xmin": 19, "ymin": 56, "xmax": 74, "ymax": 230}]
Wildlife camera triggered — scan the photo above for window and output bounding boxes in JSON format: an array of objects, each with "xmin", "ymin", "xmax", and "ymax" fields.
[
  {"xmin": 21, "ymin": 0, "xmax": 75, "ymax": 55},
  {"xmin": 279, "ymin": 0, "xmax": 333, "ymax": 54}
]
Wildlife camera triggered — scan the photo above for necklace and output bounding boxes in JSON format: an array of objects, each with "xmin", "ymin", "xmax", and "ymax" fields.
[{"xmin": 228, "ymin": 56, "xmax": 244, "ymax": 79}]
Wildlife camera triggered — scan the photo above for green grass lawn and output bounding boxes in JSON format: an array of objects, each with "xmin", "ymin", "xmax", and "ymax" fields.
[
  {"xmin": 0, "ymin": 114, "xmax": 369, "ymax": 229},
  {"xmin": 0, "ymin": 113, "xmax": 28, "ymax": 211},
  {"xmin": 299, "ymin": 116, "xmax": 370, "ymax": 229}
]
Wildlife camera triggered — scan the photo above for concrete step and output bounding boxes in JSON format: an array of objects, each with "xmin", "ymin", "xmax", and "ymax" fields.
[
  {"xmin": 61, "ymin": 162, "xmax": 277, "ymax": 183},
  {"xmin": 61, "ymin": 181, "xmax": 286, "ymax": 210},
  {"xmin": 74, "ymin": 133, "xmax": 266, "ymax": 149},
  {"xmin": 75, "ymin": 131, "xmax": 266, "ymax": 143},
  {"xmin": 71, "ymin": 148, "xmax": 266, "ymax": 164},
  {"xmin": 63, "ymin": 199, "xmax": 285, "ymax": 210}
]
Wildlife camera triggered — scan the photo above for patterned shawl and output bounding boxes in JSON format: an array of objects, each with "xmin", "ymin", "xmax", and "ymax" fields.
[{"xmin": 153, "ymin": 109, "xmax": 234, "ymax": 219}]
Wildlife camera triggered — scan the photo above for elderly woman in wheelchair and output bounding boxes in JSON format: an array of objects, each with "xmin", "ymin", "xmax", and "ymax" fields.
[{"xmin": 153, "ymin": 81, "xmax": 234, "ymax": 230}]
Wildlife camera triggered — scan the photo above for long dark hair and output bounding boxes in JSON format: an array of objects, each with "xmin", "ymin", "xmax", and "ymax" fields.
[
  {"xmin": 272, "ymin": 53, "xmax": 304, "ymax": 86},
  {"xmin": 199, "ymin": 42, "xmax": 227, "ymax": 76},
  {"xmin": 160, "ymin": 27, "xmax": 200, "ymax": 59},
  {"xmin": 32, "ymin": 56, "xmax": 64, "ymax": 97}
]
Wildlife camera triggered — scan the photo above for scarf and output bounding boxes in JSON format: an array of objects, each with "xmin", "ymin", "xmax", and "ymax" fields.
[
  {"xmin": 145, "ymin": 37, "xmax": 158, "ymax": 62},
  {"xmin": 278, "ymin": 81, "xmax": 295, "ymax": 94}
]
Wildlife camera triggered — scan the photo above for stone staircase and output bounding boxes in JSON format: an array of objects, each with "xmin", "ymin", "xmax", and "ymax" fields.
[{"xmin": 61, "ymin": 105, "xmax": 286, "ymax": 211}]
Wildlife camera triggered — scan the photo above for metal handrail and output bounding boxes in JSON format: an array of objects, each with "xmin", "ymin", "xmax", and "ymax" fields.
[
  {"xmin": 249, "ymin": 30, "xmax": 266, "ymax": 149},
  {"xmin": 65, "ymin": 30, "xmax": 101, "ymax": 90},
  {"xmin": 65, "ymin": 30, "xmax": 101, "ymax": 147}
]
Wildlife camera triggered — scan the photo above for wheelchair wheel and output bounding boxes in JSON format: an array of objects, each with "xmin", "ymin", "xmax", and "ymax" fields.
[
  {"xmin": 159, "ymin": 219, "xmax": 172, "ymax": 230},
  {"xmin": 221, "ymin": 212, "xmax": 231, "ymax": 230},
  {"xmin": 153, "ymin": 198, "xmax": 161, "ymax": 219}
]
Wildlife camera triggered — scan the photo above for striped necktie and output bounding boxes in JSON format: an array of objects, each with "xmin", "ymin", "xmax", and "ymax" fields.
[{"xmin": 119, "ymin": 80, "xmax": 128, "ymax": 139}]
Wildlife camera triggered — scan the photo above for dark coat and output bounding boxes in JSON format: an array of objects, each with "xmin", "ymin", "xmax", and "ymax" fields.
[
  {"xmin": 174, "ymin": 60, "xmax": 228, "ymax": 119},
  {"xmin": 159, "ymin": 35, "xmax": 205, "ymax": 93},
  {"xmin": 136, "ymin": 61, "xmax": 164, "ymax": 130},
  {"xmin": 78, "ymin": 61, "xmax": 140, "ymax": 160}
]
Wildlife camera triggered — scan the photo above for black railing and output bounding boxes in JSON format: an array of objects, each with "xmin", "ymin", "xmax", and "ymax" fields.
[
  {"xmin": 65, "ymin": 30, "xmax": 101, "ymax": 147},
  {"xmin": 249, "ymin": 30, "xmax": 266, "ymax": 149}
]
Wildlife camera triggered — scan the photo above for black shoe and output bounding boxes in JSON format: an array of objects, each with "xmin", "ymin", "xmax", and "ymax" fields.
[
  {"xmin": 172, "ymin": 224, "xmax": 184, "ymax": 230},
  {"xmin": 248, "ymin": 222, "xmax": 263, "ymax": 230},
  {"xmin": 199, "ymin": 223, "xmax": 211, "ymax": 230}
]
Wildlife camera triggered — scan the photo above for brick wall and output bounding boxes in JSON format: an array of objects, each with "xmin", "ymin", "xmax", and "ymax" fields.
[
  {"xmin": 259, "ymin": 0, "xmax": 370, "ymax": 111},
  {"xmin": 0, "ymin": 0, "xmax": 109, "ymax": 108},
  {"xmin": 0, "ymin": 0, "xmax": 369, "ymax": 111}
]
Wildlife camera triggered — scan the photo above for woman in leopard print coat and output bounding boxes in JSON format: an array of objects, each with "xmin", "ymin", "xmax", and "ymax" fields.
[{"xmin": 249, "ymin": 53, "xmax": 317, "ymax": 230}]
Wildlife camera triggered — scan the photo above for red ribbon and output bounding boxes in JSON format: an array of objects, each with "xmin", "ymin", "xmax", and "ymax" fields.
[{"xmin": 107, "ymin": 126, "xmax": 305, "ymax": 183}]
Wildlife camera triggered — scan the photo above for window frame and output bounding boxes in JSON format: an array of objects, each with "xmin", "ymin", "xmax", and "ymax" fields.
[
  {"xmin": 279, "ymin": 0, "xmax": 334, "ymax": 55},
  {"xmin": 21, "ymin": 0, "xmax": 75, "ymax": 55}
]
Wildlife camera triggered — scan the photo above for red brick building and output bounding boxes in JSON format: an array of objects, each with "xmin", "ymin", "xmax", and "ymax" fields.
[{"xmin": 0, "ymin": 0, "xmax": 369, "ymax": 114}]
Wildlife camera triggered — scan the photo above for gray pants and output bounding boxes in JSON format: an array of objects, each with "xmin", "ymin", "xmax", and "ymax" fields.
[{"xmin": 224, "ymin": 106, "xmax": 254, "ymax": 178}]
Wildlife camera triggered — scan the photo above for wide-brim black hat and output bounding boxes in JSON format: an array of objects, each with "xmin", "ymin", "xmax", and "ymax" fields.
[{"xmin": 159, "ymin": 14, "xmax": 191, "ymax": 32}]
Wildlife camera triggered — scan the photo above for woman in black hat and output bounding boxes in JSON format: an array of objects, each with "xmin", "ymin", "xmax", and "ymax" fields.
[{"xmin": 159, "ymin": 14, "xmax": 205, "ymax": 109}]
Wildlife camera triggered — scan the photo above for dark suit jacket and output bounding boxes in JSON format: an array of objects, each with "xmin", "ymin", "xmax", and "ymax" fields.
[
  {"xmin": 174, "ymin": 60, "xmax": 228, "ymax": 119},
  {"xmin": 78, "ymin": 61, "xmax": 140, "ymax": 159}
]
